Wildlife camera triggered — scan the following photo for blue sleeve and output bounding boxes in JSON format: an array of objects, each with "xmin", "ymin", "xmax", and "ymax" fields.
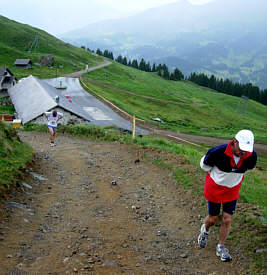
[
  {"xmin": 203, "ymin": 144, "xmax": 227, "ymax": 167},
  {"xmin": 247, "ymin": 151, "xmax": 257, "ymax": 170}
]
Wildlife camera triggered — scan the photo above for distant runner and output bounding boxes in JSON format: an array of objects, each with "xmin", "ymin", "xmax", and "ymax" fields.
[
  {"xmin": 44, "ymin": 110, "xmax": 63, "ymax": 147},
  {"xmin": 198, "ymin": 129, "xmax": 257, "ymax": 261}
]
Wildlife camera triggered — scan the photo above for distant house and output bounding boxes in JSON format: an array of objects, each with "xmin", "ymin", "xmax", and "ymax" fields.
[
  {"xmin": 14, "ymin": 59, "xmax": 32, "ymax": 69},
  {"xmin": 0, "ymin": 67, "xmax": 16, "ymax": 91},
  {"xmin": 8, "ymin": 75, "xmax": 91, "ymax": 125}
]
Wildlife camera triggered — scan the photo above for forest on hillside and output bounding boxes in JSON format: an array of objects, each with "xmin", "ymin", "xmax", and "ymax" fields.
[{"xmin": 88, "ymin": 47, "xmax": 267, "ymax": 106}]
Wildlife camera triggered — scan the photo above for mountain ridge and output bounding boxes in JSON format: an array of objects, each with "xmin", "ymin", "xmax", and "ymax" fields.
[{"xmin": 61, "ymin": 0, "xmax": 267, "ymax": 88}]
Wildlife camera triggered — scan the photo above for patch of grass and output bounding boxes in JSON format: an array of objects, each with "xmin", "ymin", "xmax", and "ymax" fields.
[
  {"xmin": 239, "ymin": 156, "xmax": 267, "ymax": 217},
  {"xmin": 230, "ymin": 215, "xmax": 266, "ymax": 274},
  {"xmin": 173, "ymin": 168, "xmax": 194, "ymax": 188},
  {"xmin": 0, "ymin": 122, "xmax": 33, "ymax": 189},
  {"xmin": 22, "ymin": 123, "xmax": 48, "ymax": 132},
  {"xmin": 132, "ymin": 135, "xmax": 204, "ymax": 167},
  {"xmin": 151, "ymin": 158, "xmax": 172, "ymax": 170},
  {"xmin": 0, "ymin": 96, "xmax": 15, "ymax": 114},
  {"xmin": 140, "ymin": 139, "xmax": 201, "ymax": 188},
  {"xmin": 23, "ymin": 123, "xmax": 132, "ymax": 143}
]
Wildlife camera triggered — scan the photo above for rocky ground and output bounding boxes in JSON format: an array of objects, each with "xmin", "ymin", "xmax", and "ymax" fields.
[{"xmin": 0, "ymin": 131, "xmax": 263, "ymax": 274}]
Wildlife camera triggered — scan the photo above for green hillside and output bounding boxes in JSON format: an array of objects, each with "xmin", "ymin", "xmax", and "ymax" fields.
[
  {"xmin": 0, "ymin": 14, "xmax": 266, "ymax": 142},
  {"xmin": 81, "ymin": 62, "xmax": 267, "ymax": 142},
  {"xmin": 0, "ymin": 121, "xmax": 32, "ymax": 190},
  {"xmin": 0, "ymin": 15, "xmax": 103, "ymax": 79}
]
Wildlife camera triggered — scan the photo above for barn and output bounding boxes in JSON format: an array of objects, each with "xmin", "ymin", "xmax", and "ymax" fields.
[
  {"xmin": 8, "ymin": 75, "xmax": 91, "ymax": 125},
  {"xmin": 14, "ymin": 59, "xmax": 33, "ymax": 69}
]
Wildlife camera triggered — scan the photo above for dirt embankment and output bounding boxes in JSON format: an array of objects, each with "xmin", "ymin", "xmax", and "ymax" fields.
[{"xmin": 0, "ymin": 132, "xmax": 262, "ymax": 274}]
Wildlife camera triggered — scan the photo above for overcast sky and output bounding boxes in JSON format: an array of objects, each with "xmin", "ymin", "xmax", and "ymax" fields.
[{"xmin": 0, "ymin": 0, "xmax": 214, "ymax": 36}]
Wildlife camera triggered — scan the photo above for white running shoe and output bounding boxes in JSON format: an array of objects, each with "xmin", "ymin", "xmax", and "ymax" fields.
[
  {"xmin": 216, "ymin": 245, "xmax": 232, "ymax": 261},
  {"xmin": 198, "ymin": 224, "xmax": 209, "ymax": 248}
]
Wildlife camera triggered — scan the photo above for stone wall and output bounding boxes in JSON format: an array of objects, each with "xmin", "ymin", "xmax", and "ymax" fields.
[{"xmin": 33, "ymin": 107, "xmax": 88, "ymax": 125}]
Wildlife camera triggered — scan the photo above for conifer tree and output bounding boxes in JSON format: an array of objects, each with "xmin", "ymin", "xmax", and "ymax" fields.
[
  {"xmin": 96, "ymin": 48, "xmax": 103, "ymax": 56},
  {"xmin": 139, "ymin": 58, "xmax": 146, "ymax": 71},
  {"xmin": 116, "ymin": 55, "xmax": 123, "ymax": 63},
  {"xmin": 260, "ymin": 89, "xmax": 267, "ymax": 105},
  {"xmin": 171, "ymin": 68, "xmax": 184, "ymax": 81},
  {"xmin": 103, "ymin": 50, "xmax": 109, "ymax": 58},
  {"xmin": 162, "ymin": 64, "xmax": 170, "ymax": 80},
  {"xmin": 132, "ymin": 59, "xmax": 139, "ymax": 69},
  {"xmin": 146, "ymin": 62, "xmax": 151, "ymax": 72},
  {"xmin": 122, "ymin": 56, "xmax": 128, "ymax": 65},
  {"xmin": 157, "ymin": 64, "xmax": 163, "ymax": 76}
]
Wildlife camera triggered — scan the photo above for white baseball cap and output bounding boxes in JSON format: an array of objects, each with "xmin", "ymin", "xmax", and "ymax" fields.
[{"xmin": 235, "ymin": 129, "xmax": 254, "ymax": 152}]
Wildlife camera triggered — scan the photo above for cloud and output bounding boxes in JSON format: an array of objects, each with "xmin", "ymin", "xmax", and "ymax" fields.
[{"xmin": 0, "ymin": 0, "xmax": 215, "ymax": 35}]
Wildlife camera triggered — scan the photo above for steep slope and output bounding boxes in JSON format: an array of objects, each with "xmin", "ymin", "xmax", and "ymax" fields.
[
  {"xmin": 0, "ymin": 15, "xmax": 103, "ymax": 79},
  {"xmin": 0, "ymin": 121, "xmax": 32, "ymax": 189}
]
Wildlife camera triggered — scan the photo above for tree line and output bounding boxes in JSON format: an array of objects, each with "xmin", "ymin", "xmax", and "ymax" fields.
[
  {"xmin": 187, "ymin": 72, "xmax": 267, "ymax": 105},
  {"xmin": 93, "ymin": 48, "xmax": 184, "ymax": 81},
  {"xmin": 82, "ymin": 46, "xmax": 267, "ymax": 105}
]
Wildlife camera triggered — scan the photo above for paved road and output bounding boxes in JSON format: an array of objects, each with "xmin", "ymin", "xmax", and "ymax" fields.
[{"xmin": 43, "ymin": 77, "xmax": 149, "ymax": 136}]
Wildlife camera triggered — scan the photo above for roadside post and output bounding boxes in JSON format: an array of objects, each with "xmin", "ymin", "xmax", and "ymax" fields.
[{"xmin": 132, "ymin": 116, "xmax": 136, "ymax": 139}]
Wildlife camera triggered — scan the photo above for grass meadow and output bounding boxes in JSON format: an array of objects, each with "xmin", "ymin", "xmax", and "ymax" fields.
[{"xmin": 82, "ymin": 62, "xmax": 267, "ymax": 142}]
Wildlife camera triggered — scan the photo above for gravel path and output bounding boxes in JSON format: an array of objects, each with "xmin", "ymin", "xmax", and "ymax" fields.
[{"xmin": 0, "ymin": 131, "xmax": 252, "ymax": 274}]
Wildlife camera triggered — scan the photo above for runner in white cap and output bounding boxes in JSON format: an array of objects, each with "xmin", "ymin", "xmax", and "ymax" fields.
[{"xmin": 198, "ymin": 129, "xmax": 257, "ymax": 261}]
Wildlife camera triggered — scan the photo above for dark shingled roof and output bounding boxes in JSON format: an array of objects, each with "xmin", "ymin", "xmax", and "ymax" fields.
[
  {"xmin": 14, "ymin": 59, "xmax": 32, "ymax": 65},
  {"xmin": 0, "ymin": 67, "xmax": 13, "ymax": 77}
]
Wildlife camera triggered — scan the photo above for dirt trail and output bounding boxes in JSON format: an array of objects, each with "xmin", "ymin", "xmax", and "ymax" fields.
[
  {"xmin": 65, "ymin": 61, "xmax": 112, "ymax": 78},
  {"xmin": 0, "ymin": 132, "xmax": 252, "ymax": 274}
]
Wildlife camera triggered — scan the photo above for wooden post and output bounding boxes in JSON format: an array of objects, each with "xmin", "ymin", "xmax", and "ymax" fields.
[{"xmin": 132, "ymin": 116, "xmax": 136, "ymax": 139}]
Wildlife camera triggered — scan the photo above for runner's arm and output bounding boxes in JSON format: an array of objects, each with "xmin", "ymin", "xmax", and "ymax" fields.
[
  {"xmin": 56, "ymin": 112, "xmax": 63, "ymax": 122},
  {"xmin": 199, "ymin": 146, "xmax": 220, "ymax": 172},
  {"xmin": 43, "ymin": 112, "xmax": 50, "ymax": 120},
  {"xmin": 200, "ymin": 156, "xmax": 212, "ymax": 172}
]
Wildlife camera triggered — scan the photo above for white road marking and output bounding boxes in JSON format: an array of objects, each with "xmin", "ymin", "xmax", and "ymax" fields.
[
  {"xmin": 83, "ymin": 107, "xmax": 112, "ymax": 120},
  {"xmin": 67, "ymin": 92, "xmax": 85, "ymax": 96}
]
